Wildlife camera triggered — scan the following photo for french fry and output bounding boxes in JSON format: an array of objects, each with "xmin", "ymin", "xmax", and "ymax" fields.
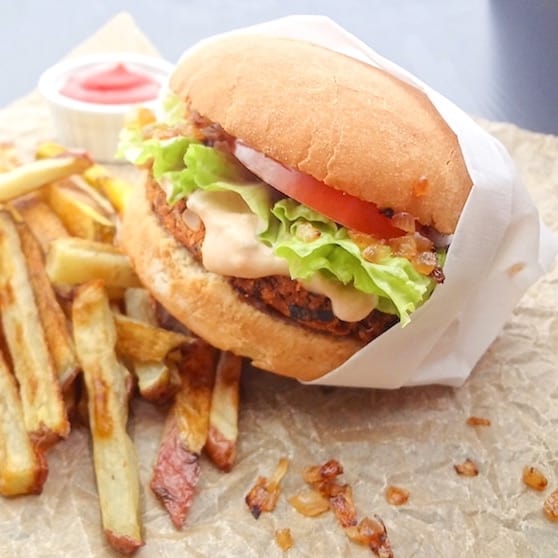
[
  {"xmin": 45, "ymin": 179, "xmax": 116, "ymax": 242},
  {"xmin": 46, "ymin": 237, "xmax": 141, "ymax": 288},
  {"xmin": 0, "ymin": 154, "xmax": 92, "ymax": 202},
  {"xmin": 150, "ymin": 339, "xmax": 218, "ymax": 528},
  {"xmin": 0, "ymin": 349, "xmax": 48, "ymax": 496},
  {"xmin": 68, "ymin": 174, "xmax": 118, "ymax": 217},
  {"xmin": 205, "ymin": 351, "xmax": 242, "ymax": 472},
  {"xmin": 34, "ymin": 144, "xmax": 115, "ymax": 216},
  {"xmin": 34, "ymin": 141, "xmax": 70, "ymax": 159},
  {"xmin": 0, "ymin": 210, "xmax": 69, "ymax": 446},
  {"xmin": 72, "ymin": 281, "xmax": 143, "ymax": 554},
  {"xmin": 123, "ymin": 288, "xmax": 180, "ymax": 402},
  {"xmin": 36, "ymin": 141, "xmax": 132, "ymax": 213},
  {"xmin": 113, "ymin": 313, "xmax": 192, "ymax": 363},
  {"xmin": 10, "ymin": 192, "xmax": 69, "ymax": 254},
  {"xmin": 17, "ymin": 222, "xmax": 79, "ymax": 388},
  {"xmin": 82, "ymin": 166, "xmax": 133, "ymax": 214}
]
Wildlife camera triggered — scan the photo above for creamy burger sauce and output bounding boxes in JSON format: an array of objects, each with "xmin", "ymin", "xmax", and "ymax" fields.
[{"xmin": 185, "ymin": 190, "xmax": 378, "ymax": 322}]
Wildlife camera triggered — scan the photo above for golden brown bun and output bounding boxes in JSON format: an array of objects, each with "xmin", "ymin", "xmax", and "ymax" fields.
[
  {"xmin": 171, "ymin": 35, "xmax": 473, "ymax": 234},
  {"xmin": 120, "ymin": 182, "xmax": 365, "ymax": 381}
]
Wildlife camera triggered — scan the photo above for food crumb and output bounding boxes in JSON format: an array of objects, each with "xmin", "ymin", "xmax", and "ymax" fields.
[
  {"xmin": 522, "ymin": 466, "xmax": 548, "ymax": 491},
  {"xmin": 543, "ymin": 490, "xmax": 558, "ymax": 522},
  {"xmin": 275, "ymin": 528, "xmax": 294, "ymax": 551},
  {"xmin": 454, "ymin": 458, "xmax": 479, "ymax": 477},
  {"xmin": 385, "ymin": 485, "xmax": 410, "ymax": 506},
  {"xmin": 466, "ymin": 416, "xmax": 491, "ymax": 427}
]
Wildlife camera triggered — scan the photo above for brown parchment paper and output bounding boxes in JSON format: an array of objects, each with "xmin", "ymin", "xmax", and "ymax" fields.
[{"xmin": 1, "ymin": 12, "xmax": 558, "ymax": 558}]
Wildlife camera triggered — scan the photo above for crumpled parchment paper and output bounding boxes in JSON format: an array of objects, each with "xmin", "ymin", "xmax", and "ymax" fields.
[{"xmin": 1, "ymin": 12, "xmax": 558, "ymax": 558}]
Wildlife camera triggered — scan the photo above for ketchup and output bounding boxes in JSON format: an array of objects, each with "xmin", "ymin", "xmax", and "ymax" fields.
[{"xmin": 60, "ymin": 62, "xmax": 161, "ymax": 105}]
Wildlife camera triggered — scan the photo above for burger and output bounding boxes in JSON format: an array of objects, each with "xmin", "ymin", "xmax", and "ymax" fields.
[{"xmin": 118, "ymin": 34, "xmax": 473, "ymax": 381}]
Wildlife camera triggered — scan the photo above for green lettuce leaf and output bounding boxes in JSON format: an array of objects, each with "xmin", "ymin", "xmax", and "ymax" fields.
[
  {"xmin": 118, "ymin": 118, "xmax": 439, "ymax": 325},
  {"xmin": 261, "ymin": 200, "xmax": 433, "ymax": 325}
]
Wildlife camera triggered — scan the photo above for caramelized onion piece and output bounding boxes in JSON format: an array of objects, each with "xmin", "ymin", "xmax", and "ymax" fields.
[
  {"xmin": 345, "ymin": 516, "xmax": 394, "ymax": 558},
  {"xmin": 275, "ymin": 528, "xmax": 294, "ymax": 550},
  {"xmin": 543, "ymin": 490, "xmax": 558, "ymax": 522},
  {"xmin": 454, "ymin": 458, "xmax": 479, "ymax": 477},
  {"xmin": 329, "ymin": 485, "xmax": 358, "ymax": 528},
  {"xmin": 388, "ymin": 235, "xmax": 418, "ymax": 258},
  {"xmin": 391, "ymin": 211, "xmax": 416, "ymax": 233},
  {"xmin": 362, "ymin": 243, "xmax": 392, "ymax": 264},
  {"xmin": 288, "ymin": 488, "xmax": 330, "ymax": 517},
  {"xmin": 302, "ymin": 459, "xmax": 343, "ymax": 485},
  {"xmin": 245, "ymin": 457, "xmax": 289, "ymax": 519},
  {"xmin": 385, "ymin": 485, "xmax": 410, "ymax": 506},
  {"xmin": 523, "ymin": 466, "xmax": 548, "ymax": 491},
  {"xmin": 412, "ymin": 250, "xmax": 438, "ymax": 275},
  {"xmin": 466, "ymin": 416, "xmax": 491, "ymax": 427}
]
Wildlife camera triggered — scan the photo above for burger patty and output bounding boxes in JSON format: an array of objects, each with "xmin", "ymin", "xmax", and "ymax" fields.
[{"xmin": 147, "ymin": 178, "xmax": 398, "ymax": 343}]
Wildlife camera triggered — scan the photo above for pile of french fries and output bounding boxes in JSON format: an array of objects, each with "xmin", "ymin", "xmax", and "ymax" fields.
[{"xmin": 0, "ymin": 142, "xmax": 242, "ymax": 554}]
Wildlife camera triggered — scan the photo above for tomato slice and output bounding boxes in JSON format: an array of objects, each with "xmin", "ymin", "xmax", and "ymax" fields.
[{"xmin": 233, "ymin": 141, "xmax": 403, "ymax": 238}]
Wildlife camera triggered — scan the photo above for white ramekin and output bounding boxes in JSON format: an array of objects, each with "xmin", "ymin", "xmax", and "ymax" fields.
[{"xmin": 38, "ymin": 53, "xmax": 173, "ymax": 162}]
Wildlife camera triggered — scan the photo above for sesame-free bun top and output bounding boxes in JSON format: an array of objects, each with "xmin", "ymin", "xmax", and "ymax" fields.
[{"xmin": 170, "ymin": 34, "xmax": 473, "ymax": 234}]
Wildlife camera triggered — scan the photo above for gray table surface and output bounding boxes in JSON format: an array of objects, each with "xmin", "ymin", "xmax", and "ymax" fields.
[{"xmin": 1, "ymin": 0, "xmax": 557, "ymax": 135}]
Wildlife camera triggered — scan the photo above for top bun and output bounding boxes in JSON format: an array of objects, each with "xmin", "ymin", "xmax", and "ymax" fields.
[{"xmin": 170, "ymin": 34, "xmax": 473, "ymax": 234}]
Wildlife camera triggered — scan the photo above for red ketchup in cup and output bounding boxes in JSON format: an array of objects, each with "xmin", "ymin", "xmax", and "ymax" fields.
[{"xmin": 59, "ymin": 62, "xmax": 161, "ymax": 105}]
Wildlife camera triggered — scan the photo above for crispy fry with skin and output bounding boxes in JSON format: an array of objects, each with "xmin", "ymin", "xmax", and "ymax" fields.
[
  {"xmin": 46, "ymin": 237, "xmax": 141, "ymax": 288},
  {"xmin": 124, "ymin": 288, "xmax": 180, "ymax": 403},
  {"xmin": 17, "ymin": 222, "xmax": 79, "ymax": 387},
  {"xmin": 150, "ymin": 339, "xmax": 218, "ymax": 528},
  {"xmin": 10, "ymin": 192, "xmax": 69, "ymax": 254},
  {"xmin": 72, "ymin": 281, "xmax": 143, "ymax": 554},
  {"xmin": 205, "ymin": 351, "xmax": 242, "ymax": 471},
  {"xmin": 0, "ymin": 154, "xmax": 92, "ymax": 202},
  {"xmin": 114, "ymin": 313, "xmax": 192, "ymax": 363},
  {"xmin": 0, "ymin": 210, "xmax": 69, "ymax": 446},
  {"xmin": 0, "ymin": 349, "xmax": 48, "ymax": 496}
]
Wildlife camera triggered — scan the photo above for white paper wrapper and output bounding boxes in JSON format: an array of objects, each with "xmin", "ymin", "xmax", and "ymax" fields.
[{"xmin": 178, "ymin": 15, "xmax": 557, "ymax": 389}]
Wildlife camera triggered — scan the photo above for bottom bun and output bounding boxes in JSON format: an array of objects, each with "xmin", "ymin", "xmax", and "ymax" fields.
[{"xmin": 119, "ymin": 183, "xmax": 367, "ymax": 381}]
